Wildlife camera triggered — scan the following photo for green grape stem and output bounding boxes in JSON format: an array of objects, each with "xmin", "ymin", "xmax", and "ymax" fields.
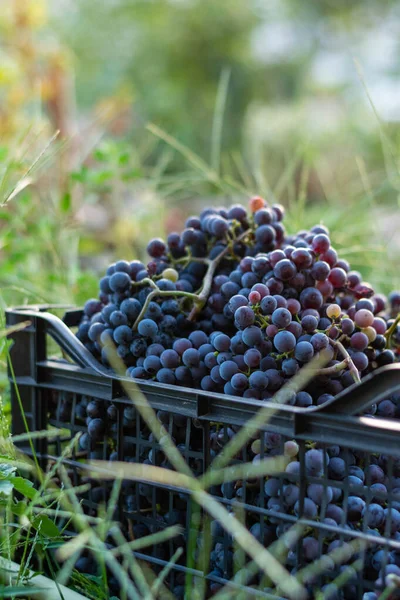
[
  {"xmin": 385, "ymin": 313, "xmax": 400, "ymax": 348},
  {"xmin": 188, "ymin": 228, "xmax": 252, "ymax": 321},
  {"xmin": 132, "ymin": 284, "xmax": 201, "ymax": 331},
  {"xmin": 316, "ymin": 339, "xmax": 361, "ymax": 383}
]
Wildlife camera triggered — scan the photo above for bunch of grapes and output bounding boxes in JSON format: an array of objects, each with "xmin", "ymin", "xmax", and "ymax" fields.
[
  {"xmin": 76, "ymin": 196, "xmax": 399, "ymax": 406},
  {"xmin": 72, "ymin": 196, "xmax": 400, "ymax": 598}
]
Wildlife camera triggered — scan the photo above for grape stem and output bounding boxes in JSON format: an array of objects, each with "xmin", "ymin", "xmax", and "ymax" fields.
[
  {"xmin": 188, "ymin": 228, "xmax": 252, "ymax": 321},
  {"xmin": 318, "ymin": 339, "xmax": 361, "ymax": 384},
  {"xmin": 385, "ymin": 313, "xmax": 400, "ymax": 348},
  {"xmin": 132, "ymin": 283, "xmax": 201, "ymax": 331}
]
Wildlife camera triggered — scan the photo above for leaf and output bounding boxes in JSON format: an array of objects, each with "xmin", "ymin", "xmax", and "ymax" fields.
[
  {"xmin": 118, "ymin": 151, "xmax": 130, "ymax": 165},
  {"xmin": 0, "ymin": 585, "xmax": 47, "ymax": 598},
  {"xmin": 90, "ymin": 169, "xmax": 113, "ymax": 185},
  {"xmin": 60, "ymin": 192, "xmax": 72, "ymax": 213},
  {"xmin": 13, "ymin": 477, "xmax": 36, "ymax": 500},
  {"xmin": 3, "ymin": 177, "xmax": 33, "ymax": 205},
  {"xmin": 0, "ymin": 480, "xmax": 14, "ymax": 497},
  {"xmin": 71, "ymin": 166, "xmax": 88, "ymax": 183},
  {"xmin": 12, "ymin": 501, "xmax": 27, "ymax": 516},
  {"xmin": 0, "ymin": 464, "xmax": 16, "ymax": 478},
  {"xmin": 0, "ymin": 146, "xmax": 9, "ymax": 161},
  {"xmin": 31, "ymin": 514, "xmax": 60, "ymax": 538}
]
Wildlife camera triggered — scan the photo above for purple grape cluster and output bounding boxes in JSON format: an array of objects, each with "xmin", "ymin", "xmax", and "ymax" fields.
[
  {"xmin": 72, "ymin": 197, "xmax": 400, "ymax": 598},
  {"xmin": 77, "ymin": 197, "xmax": 399, "ymax": 406}
]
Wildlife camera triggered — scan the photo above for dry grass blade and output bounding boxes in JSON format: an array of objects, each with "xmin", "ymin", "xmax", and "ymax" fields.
[
  {"xmin": 88, "ymin": 461, "xmax": 308, "ymax": 600},
  {"xmin": 150, "ymin": 548, "xmax": 183, "ymax": 598}
]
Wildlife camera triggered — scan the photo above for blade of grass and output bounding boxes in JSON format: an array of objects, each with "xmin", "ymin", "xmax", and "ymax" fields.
[
  {"xmin": 211, "ymin": 68, "xmax": 231, "ymax": 174},
  {"xmin": 151, "ymin": 548, "xmax": 183, "ymax": 598}
]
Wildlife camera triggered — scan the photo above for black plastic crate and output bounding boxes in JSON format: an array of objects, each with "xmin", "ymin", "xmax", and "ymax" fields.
[{"xmin": 6, "ymin": 305, "xmax": 400, "ymax": 599}]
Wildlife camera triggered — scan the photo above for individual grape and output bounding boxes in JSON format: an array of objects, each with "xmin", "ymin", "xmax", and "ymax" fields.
[
  {"xmin": 255, "ymin": 224, "xmax": 276, "ymax": 245},
  {"xmin": 143, "ymin": 355, "xmax": 162, "ymax": 374},
  {"xmin": 307, "ymin": 483, "xmax": 333, "ymax": 505},
  {"xmin": 273, "ymin": 259, "xmax": 297, "ymax": 281},
  {"xmin": 320, "ymin": 247, "xmax": 338, "ymax": 267},
  {"xmin": 173, "ymin": 338, "xmax": 192, "ymax": 355},
  {"xmin": 312, "ymin": 233, "xmax": 330, "ymax": 254},
  {"xmin": 283, "ymin": 484, "xmax": 299, "ymax": 507},
  {"xmin": 109, "ymin": 271, "xmax": 131, "ymax": 293},
  {"xmin": 88, "ymin": 323, "xmax": 106, "ymax": 342},
  {"xmin": 301, "ymin": 315, "xmax": 318, "ymax": 333},
  {"xmin": 328, "ymin": 267, "xmax": 347, "ymax": 288},
  {"xmin": 217, "ymin": 351, "xmax": 232, "ymax": 365},
  {"xmin": 377, "ymin": 399, "xmax": 396, "ymax": 418},
  {"xmin": 326, "ymin": 504, "xmax": 345, "ymax": 524},
  {"xmin": 219, "ymin": 360, "xmax": 239, "ymax": 381},
  {"xmin": 180, "ymin": 347, "xmax": 199, "ymax": 368},
  {"xmin": 294, "ymin": 498, "xmax": 317, "ymax": 519},
  {"xmin": 210, "ymin": 365, "xmax": 224, "ymax": 385},
  {"xmin": 138, "ymin": 319, "xmax": 158, "ymax": 339},
  {"xmin": 248, "ymin": 290, "xmax": 261, "ymax": 305},
  {"xmin": 213, "ymin": 334, "xmax": 231, "ymax": 352},
  {"xmin": 244, "ymin": 348, "xmax": 261, "ymax": 368},
  {"xmin": 295, "ymin": 341, "xmax": 314, "ymax": 363},
  {"xmin": 260, "ymin": 295, "xmax": 277, "ymax": 315},
  {"xmin": 305, "ymin": 449, "xmax": 326, "ymax": 477},
  {"xmin": 311, "ymin": 260, "xmax": 330, "ymax": 281},
  {"xmin": 156, "ymin": 368, "xmax": 176, "ymax": 384},
  {"xmin": 300, "ymin": 287, "xmax": 323, "ymax": 310},
  {"xmin": 234, "ymin": 306, "xmax": 255, "ymax": 329},
  {"xmin": 292, "ymin": 248, "xmax": 313, "ymax": 269},
  {"xmin": 271, "ymin": 307, "xmax": 292, "ymax": 328},
  {"xmin": 295, "ymin": 391, "xmax": 313, "ymax": 407},
  {"xmin": 362, "ymin": 503, "xmax": 385, "ymax": 529},
  {"xmin": 88, "ymin": 418, "xmax": 105, "ymax": 441},
  {"xmin": 351, "ymin": 351, "xmax": 369, "ymax": 371},
  {"xmin": 376, "ymin": 349, "xmax": 395, "ymax": 366},
  {"xmin": 365, "ymin": 464, "xmax": 385, "ymax": 484},
  {"xmin": 231, "ymin": 373, "xmax": 248, "ymax": 391},
  {"xmin": 287, "ymin": 321, "xmax": 302, "ymax": 338},
  {"xmin": 384, "ymin": 507, "xmax": 400, "ymax": 534},
  {"xmin": 147, "ymin": 238, "xmax": 166, "ymax": 257},
  {"xmin": 254, "ymin": 207, "xmax": 273, "ymax": 225},
  {"xmin": 286, "ymin": 298, "xmax": 301, "ymax": 315},
  {"xmin": 317, "ymin": 393, "xmax": 335, "ymax": 406},
  {"xmin": 251, "ymin": 283, "xmax": 270, "ymax": 298},
  {"xmin": 347, "ymin": 496, "xmax": 366, "ymax": 521},
  {"xmin": 241, "ymin": 271, "xmax": 258, "ymax": 288},
  {"xmin": 326, "ymin": 304, "xmax": 341, "ymax": 319},
  {"xmin": 354, "ymin": 309, "xmax": 375, "ymax": 328},
  {"xmin": 113, "ymin": 325, "xmax": 133, "ymax": 345},
  {"xmin": 204, "ymin": 352, "xmax": 218, "ymax": 370},
  {"xmin": 350, "ymin": 332, "xmax": 369, "ymax": 351},
  {"xmin": 249, "ymin": 370, "xmax": 269, "ymax": 390},
  {"xmin": 160, "ymin": 349, "xmax": 180, "ymax": 369},
  {"xmin": 128, "ymin": 366, "xmax": 148, "ymax": 379},
  {"xmin": 328, "ymin": 457, "xmax": 346, "ymax": 480},
  {"xmin": 265, "ymin": 368, "xmax": 283, "ymax": 390},
  {"xmin": 282, "ymin": 358, "xmax": 300, "ymax": 377},
  {"xmin": 284, "ymin": 440, "xmax": 299, "ymax": 457},
  {"xmin": 311, "ymin": 332, "xmax": 329, "ymax": 351},
  {"xmin": 341, "ymin": 318, "xmax": 355, "ymax": 335},
  {"xmin": 242, "ymin": 326, "xmax": 263, "ymax": 347},
  {"xmin": 273, "ymin": 330, "xmax": 296, "ymax": 353}
]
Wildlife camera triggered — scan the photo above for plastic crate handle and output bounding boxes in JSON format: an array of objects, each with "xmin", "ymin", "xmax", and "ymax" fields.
[
  {"xmin": 312, "ymin": 363, "xmax": 400, "ymax": 416},
  {"xmin": 6, "ymin": 305, "xmax": 400, "ymax": 419}
]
